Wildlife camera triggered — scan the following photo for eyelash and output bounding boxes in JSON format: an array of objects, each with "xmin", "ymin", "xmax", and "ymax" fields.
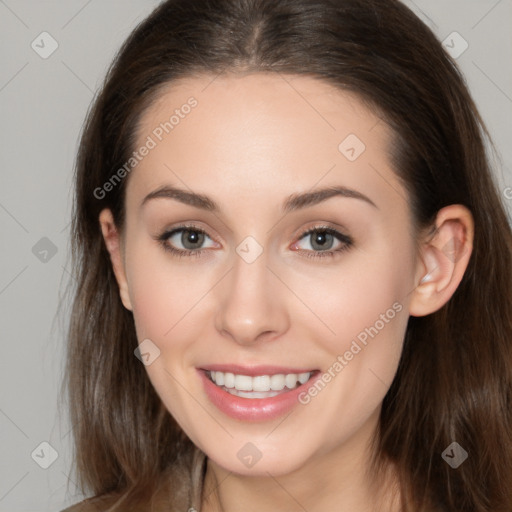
[{"xmin": 156, "ymin": 223, "xmax": 353, "ymax": 260}]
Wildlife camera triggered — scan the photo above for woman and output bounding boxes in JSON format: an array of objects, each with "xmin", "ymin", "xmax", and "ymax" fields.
[{"xmin": 62, "ymin": 0, "xmax": 512, "ymax": 510}]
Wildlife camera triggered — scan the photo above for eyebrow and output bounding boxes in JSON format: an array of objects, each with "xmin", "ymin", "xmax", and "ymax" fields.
[{"xmin": 141, "ymin": 184, "xmax": 378, "ymax": 213}]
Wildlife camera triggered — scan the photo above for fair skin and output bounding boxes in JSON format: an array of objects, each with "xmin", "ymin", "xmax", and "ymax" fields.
[{"xmin": 99, "ymin": 73, "xmax": 473, "ymax": 512}]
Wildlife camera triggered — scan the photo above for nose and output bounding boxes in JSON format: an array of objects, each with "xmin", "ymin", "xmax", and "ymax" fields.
[{"xmin": 214, "ymin": 245, "xmax": 290, "ymax": 346}]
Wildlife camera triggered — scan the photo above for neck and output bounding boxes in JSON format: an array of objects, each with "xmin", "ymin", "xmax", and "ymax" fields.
[{"xmin": 199, "ymin": 410, "xmax": 401, "ymax": 512}]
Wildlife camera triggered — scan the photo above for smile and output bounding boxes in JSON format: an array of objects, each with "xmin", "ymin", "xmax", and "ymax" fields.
[
  {"xmin": 207, "ymin": 370, "xmax": 314, "ymax": 398},
  {"xmin": 198, "ymin": 366, "xmax": 321, "ymax": 421}
]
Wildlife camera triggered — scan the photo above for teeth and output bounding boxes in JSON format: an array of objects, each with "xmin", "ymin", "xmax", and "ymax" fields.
[
  {"xmin": 209, "ymin": 370, "xmax": 312, "ymax": 392},
  {"xmin": 270, "ymin": 374, "xmax": 286, "ymax": 391},
  {"xmin": 235, "ymin": 374, "xmax": 253, "ymax": 391},
  {"xmin": 253, "ymin": 375, "xmax": 270, "ymax": 391},
  {"xmin": 224, "ymin": 372, "xmax": 235, "ymax": 388},
  {"xmin": 298, "ymin": 372, "xmax": 310, "ymax": 384},
  {"xmin": 226, "ymin": 388, "xmax": 282, "ymax": 398},
  {"xmin": 213, "ymin": 371, "xmax": 224, "ymax": 386},
  {"xmin": 285, "ymin": 374, "xmax": 297, "ymax": 389}
]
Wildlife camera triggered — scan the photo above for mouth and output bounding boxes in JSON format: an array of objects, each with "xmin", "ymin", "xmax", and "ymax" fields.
[
  {"xmin": 197, "ymin": 365, "xmax": 322, "ymax": 421},
  {"xmin": 202, "ymin": 368, "xmax": 319, "ymax": 399}
]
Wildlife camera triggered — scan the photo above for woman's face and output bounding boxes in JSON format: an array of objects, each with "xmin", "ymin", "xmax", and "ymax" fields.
[{"xmin": 102, "ymin": 73, "xmax": 424, "ymax": 476}]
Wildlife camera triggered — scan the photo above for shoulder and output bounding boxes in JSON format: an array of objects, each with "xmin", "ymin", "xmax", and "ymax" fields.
[
  {"xmin": 60, "ymin": 446, "xmax": 206, "ymax": 512},
  {"xmin": 58, "ymin": 469, "xmax": 193, "ymax": 512},
  {"xmin": 59, "ymin": 486, "xmax": 183, "ymax": 512},
  {"xmin": 60, "ymin": 494, "xmax": 120, "ymax": 512}
]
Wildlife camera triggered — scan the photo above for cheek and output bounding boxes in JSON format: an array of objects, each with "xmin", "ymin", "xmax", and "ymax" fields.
[
  {"xmin": 125, "ymin": 246, "xmax": 208, "ymax": 348},
  {"xmin": 125, "ymin": 252, "xmax": 208, "ymax": 420},
  {"xmin": 297, "ymin": 266, "xmax": 409, "ymax": 447},
  {"xmin": 294, "ymin": 238, "xmax": 413, "ymax": 421},
  {"xmin": 128, "ymin": 267, "xmax": 173, "ymax": 341},
  {"xmin": 296, "ymin": 239, "xmax": 413, "ymax": 351}
]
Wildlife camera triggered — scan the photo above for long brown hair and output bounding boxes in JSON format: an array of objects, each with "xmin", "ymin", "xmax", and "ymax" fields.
[{"xmin": 63, "ymin": 0, "xmax": 512, "ymax": 510}]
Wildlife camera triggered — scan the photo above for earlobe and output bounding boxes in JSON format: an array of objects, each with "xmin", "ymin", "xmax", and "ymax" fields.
[
  {"xmin": 409, "ymin": 205, "xmax": 474, "ymax": 317},
  {"xmin": 98, "ymin": 208, "xmax": 133, "ymax": 311}
]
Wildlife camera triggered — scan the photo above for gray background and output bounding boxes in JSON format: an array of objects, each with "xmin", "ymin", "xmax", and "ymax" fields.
[{"xmin": 0, "ymin": 1, "xmax": 511, "ymax": 510}]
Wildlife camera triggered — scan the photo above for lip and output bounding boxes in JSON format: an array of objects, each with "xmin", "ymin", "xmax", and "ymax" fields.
[
  {"xmin": 197, "ymin": 368, "xmax": 321, "ymax": 422},
  {"xmin": 200, "ymin": 364, "xmax": 317, "ymax": 377}
]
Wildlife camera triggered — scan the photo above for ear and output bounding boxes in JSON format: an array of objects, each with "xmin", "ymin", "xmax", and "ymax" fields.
[
  {"xmin": 409, "ymin": 204, "xmax": 474, "ymax": 317},
  {"xmin": 99, "ymin": 208, "xmax": 133, "ymax": 311}
]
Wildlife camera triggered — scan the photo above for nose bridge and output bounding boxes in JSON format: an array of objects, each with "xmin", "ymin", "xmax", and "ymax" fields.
[{"xmin": 215, "ymin": 240, "xmax": 288, "ymax": 344}]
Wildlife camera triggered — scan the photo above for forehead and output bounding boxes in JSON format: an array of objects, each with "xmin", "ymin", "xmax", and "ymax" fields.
[{"xmin": 127, "ymin": 72, "xmax": 405, "ymax": 215}]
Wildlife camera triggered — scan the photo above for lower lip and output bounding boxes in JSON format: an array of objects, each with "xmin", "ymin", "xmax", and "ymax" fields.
[{"xmin": 198, "ymin": 369, "xmax": 320, "ymax": 422}]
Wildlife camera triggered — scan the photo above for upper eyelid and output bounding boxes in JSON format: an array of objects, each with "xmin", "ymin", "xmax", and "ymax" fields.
[{"xmin": 164, "ymin": 224, "xmax": 215, "ymax": 241}]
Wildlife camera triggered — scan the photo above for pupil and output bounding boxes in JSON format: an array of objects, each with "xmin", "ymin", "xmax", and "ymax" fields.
[
  {"xmin": 312, "ymin": 231, "xmax": 333, "ymax": 250},
  {"xmin": 182, "ymin": 230, "xmax": 204, "ymax": 249}
]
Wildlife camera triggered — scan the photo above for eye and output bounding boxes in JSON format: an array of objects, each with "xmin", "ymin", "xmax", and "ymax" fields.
[
  {"xmin": 156, "ymin": 224, "xmax": 217, "ymax": 257},
  {"xmin": 291, "ymin": 226, "xmax": 353, "ymax": 259},
  {"xmin": 155, "ymin": 224, "xmax": 353, "ymax": 260}
]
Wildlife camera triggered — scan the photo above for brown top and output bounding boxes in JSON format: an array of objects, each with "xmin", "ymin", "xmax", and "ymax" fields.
[{"xmin": 61, "ymin": 447, "xmax": 207, "ymax": 512}]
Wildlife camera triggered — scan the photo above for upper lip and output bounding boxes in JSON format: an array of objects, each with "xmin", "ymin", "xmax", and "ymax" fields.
[{"xmin": 199, "ymin": 364, "xmax": 318, "ymax": 376}]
